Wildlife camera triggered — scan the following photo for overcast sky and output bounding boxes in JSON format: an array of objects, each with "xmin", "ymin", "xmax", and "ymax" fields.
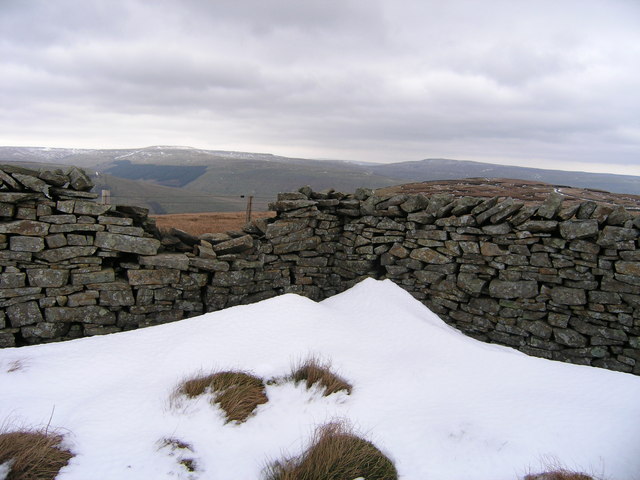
[{"xmin": 2, "ymin": 0, "xmax": 639, "ymax": 174}]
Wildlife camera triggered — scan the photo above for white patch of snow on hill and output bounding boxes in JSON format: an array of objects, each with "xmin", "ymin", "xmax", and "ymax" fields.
[{"xmin": 0, "ymin": 279, "xmax": 638, "ymax": 480}]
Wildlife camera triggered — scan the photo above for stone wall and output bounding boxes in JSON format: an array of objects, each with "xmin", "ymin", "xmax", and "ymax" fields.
[{"xmin": 0, "ymin": 164, "xmax": 639, "ymax": 375}]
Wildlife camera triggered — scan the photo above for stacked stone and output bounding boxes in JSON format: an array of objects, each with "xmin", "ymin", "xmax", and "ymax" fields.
[
  {"xmin": 321, "ymin": 189, "xmax": 640, "ymax": 374},
  {"xmin": 0, "ymin": 165, "xmax": 212, "ymax": 346},
  {"xmin": 1, "ymin": 164, "xmax": 638, "ymax": 376}
]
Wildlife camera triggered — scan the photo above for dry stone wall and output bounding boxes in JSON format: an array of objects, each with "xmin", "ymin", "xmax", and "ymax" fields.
[{"xmin": 0, "ymin": 165, "xmax": 639, "ymax": 375}]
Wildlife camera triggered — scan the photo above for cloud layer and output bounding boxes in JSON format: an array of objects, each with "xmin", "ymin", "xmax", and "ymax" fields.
[{"xmin": 2, "ymin": 0, "xmax": 639, "ymax": 174}]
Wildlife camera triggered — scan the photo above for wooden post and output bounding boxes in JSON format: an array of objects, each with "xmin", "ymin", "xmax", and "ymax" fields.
[
  {"xmin": 245, "ymin": 195, "xmax": 253, "ymax": 223},
  {"xmin": 101, "ymin": 189, "xmax": 111, "ymax": 205}
]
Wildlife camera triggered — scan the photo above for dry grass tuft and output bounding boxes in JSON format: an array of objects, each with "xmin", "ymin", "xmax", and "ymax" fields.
[
  {"xmin": 264, "ymin": 421, "xmax": 397, "ymax": 480},
  {"xmin": 174, "ymin": 370, "xmax": 268, "ymax": 423},
  {"xmin": 524, "ymin": 470, "xmax": 596, "ymax": 480},
  {"xmin": 0, "ymin": 428, "xmax": 73, "ymax": 480},
  {"xmin": 288, "ymin": 356, "xmax": 352, "ymax": 396},
  {"xmin": 158, "ymin": 437, "xmax": 198, "ymax": 473}
]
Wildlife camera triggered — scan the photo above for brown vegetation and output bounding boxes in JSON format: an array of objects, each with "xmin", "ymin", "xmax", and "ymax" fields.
[
  {"xmin": 288, "ymin": 356, "xmax": 352, "ymax": 396},
  {"xmin": 152, "ymin": 211, "xmax": 275, "ymax": 235},
  {"xmin": 174, "ymin": 370, "xmax": 268, "ymax": 423},
  {"xmin": 158, "ymin": 437, "xmax": 198, "ymax": 473},
  {"xmin": 0, "ymin": 428, "xmax": 73, "ymax": 480},
  {"xmin": 264, "ymin": 421, "xmax": 397, "ymax": 480},
  {"xmin": 524, "ymin": 470, "xmax": 596, "ymax": 480}
]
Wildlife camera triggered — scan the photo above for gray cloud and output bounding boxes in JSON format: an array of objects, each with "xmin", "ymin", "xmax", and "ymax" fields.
[{"xmin": 1, "ymin": 0, "xmax": 639, "ymax": 174}]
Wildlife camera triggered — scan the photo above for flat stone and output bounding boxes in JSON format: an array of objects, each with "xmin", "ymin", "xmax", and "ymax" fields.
[
  {"xmin": 597, "ymin": 226, "xmax": 638, "ymax": 246},
  {"xmin": 536, "ymin": 193, "xmax": 564, "ymax": 219},
  {"xmin": 27, "ymin": 268, "xmax": 69, "ymax": 287},
  {"xmin": 72, "ymin": 268, "xmax": 116, "ymax": 285},
  {"xmin": 550, "ymin": 286, "xmax": 587, "ymax": 305},
  {"xmin": 188, "ymin": 257, "xmax": 230, "ymax": 271},
  {"xmin": 45, "ymin": 305, "xmax": 115, "ymax": 325},
  {"xmin": 94, "ymin": 232, "xmax": 160, "ymax": 255},
  {"xmin": 273, "ymin": 236, "xmax": 320, "ymax": 255},
  {"xmin": 0, "ymin": 220, "xmax": 49, "ymax": 236},
  {"xmin": 100, "ymin": 288, "xmax": 135, "ymax": 307},
  {"xmin": 34, "ymin": 246, "xmax": 97, "ymax": 262},
  {"xmin": 269, "ymin": 199, "xmax": 317, "ymax": 211},
  {"xmin": 400, "ymin": 194, "xmax": 429, "ymax": 213},
  {"xmin": 73, "ymin": 200, "xmax": 111, "ymax": 216},
  {"xmin": 67, "ymin": 167, "xmax": 94, "ymax": 191},
  {"xmin": 211, "ymin": 270, "xmax": 254, "ymax": 287},
  {"xmin": 12, "ymin": 173, "xmax": 50, "ymax": 196},
  {"xmin": 559, "ymin": 219, "xmax": 599, "ymax": 240},
  {"xmin": 212, "ymin": 235, "xmax": 254, "ymax": 254},
  {"xmin": 517, "ymin": 220, "xmax": 558, "ymax": 233},
  {"xmin": 38, "ymin": 169, "xmax": 69, "ymax": 187},
  {"xmin": 7, "ymin": 301, "xmax": 43, "ymax": 327},
  {"xmin": 554, "ymin": 328, "xmax": 587, "ymax": 347},
  {"xmin": 127, "ymin": 269, "xmax": 180, "ymax": 285},
  {"xmin": 488, "ymin": 280, "xmax": 538, "ymax": 299},
  {"xmin": 409, "ymin": 248, "xmax": 452, "ymax": 264},
  {"xmin": 0, "ymin": 192, "xmax": 41, "ymax": 203},
  {"xmin": 21, "ymin": 322, "xmax": 69, "ymax": 339},
  {"xmin": 9, "ymin": 236, "xmax": 45, "ymax": 252},
  {"xmin": 67, "ymin": 291, "xmax": 99, "ymax": 307},
  {"xmin": 139, "ymin": 253, "xmax": 190, "ymax": 270},
  {"xmin": 0, "ymin": 273, "xmax": 26, "ymax": 288}
]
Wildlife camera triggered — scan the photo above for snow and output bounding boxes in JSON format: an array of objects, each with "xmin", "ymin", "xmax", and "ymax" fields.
[{"xmin": 0, "ymin": 279, "xmax": 639, "ymax": 480}]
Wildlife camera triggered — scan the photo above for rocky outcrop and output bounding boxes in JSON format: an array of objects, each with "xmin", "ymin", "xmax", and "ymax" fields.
[{"xmin": 0, "ymin": 164, "xmax": 638, "ymax": 376}]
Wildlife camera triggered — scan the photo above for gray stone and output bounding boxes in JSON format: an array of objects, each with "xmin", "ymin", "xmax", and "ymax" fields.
[
  {"xmin": 606, "ymin": 206, "xmax": 633, "ymax": 226},
  {"xmin": 457, "ymin": 273, "xmax": 487, "ymax": 296},
  {"xmin": 72, "ymin": 269, "xmax": 115, "ymax": 285},
  {"xmin": 410, "ymin": 248, "xmax": 452, "ymax": 264},
  {"xmin": 45, "ymin": 305, "xmax": 115, "ymax": 325},
  {"xmin": 188, "ymin": 257, "xmax": 230, "ymax": 271},
  {"xmin": 559, "ymin": 219, "xmax": 599, "ymax": 240},
  {"xmin": 67, "ymin": 167, "xmax": 94, "ymax": 191},
  {"xmin": 34, "ymin": 246, "xmax": 97, "ymax": 263},
  {"xmin": 27, "ymin": 268, "xmax": 69, "ymax": 287},
  {"xmin": 615, "ymin": 261, "xmax": 640, "ymax": 276},
  {"xmin": 517, "ymin": 220, "xmax": 558, "ymax": 233},
  {"xmin": 12, "ymin": 173, "xmax": 50, "ymax": 196},
  {"xmin": 0, "ymin": 220, "xmax": 49, "ymax": 236},
  {"xmin": 212, "ymin": 235, "xmax": 254, "ymax": 254},
  {"xmin": 597, "ymin": 226, "xmax": 638, "ymax": 246},
  {"xmin": 273, "ymin": 236, "xmax": 320, "ymax": 254},
  {"xmin": 67, "ymin": 291, "xmax": 99, "ymax": 307},
  {"xmin": 0, "ymin": 192, "xmax": 40, "ymax": 203},
  {"xmin": 550, "ymin": 286, "xmax": 586, "ymax": 305},
  {"xmin": 269, "ymin": 199, "xmax": 317, "ymax": 211},
  {"xmin": 0, "ymin": 273, "xmax": 26, "ymax": 288},
  {"xmin": 37, "ymin": 169, "xmax": 68, "ymax": 187},
  {"xmin": 488, "ymin": 280, "xmax": 538, "ymax": 299},
  {"xmin": 139, "ymin": 253, "xmax": 190, "ymax": 271},
  {"xmin": 127, "ymin": 269, "xmax": 181, "ymax": 285},
  {"xmin": 212, "ymin": 270, "xmax": 254, "ymax": 287},
  {"xmin": 7, "ymin": 301, "xmax": 43, "ymax": 327},
  {"xmin": 21, "ymin": 322, "xmax": 69, "ymax": 339},
  {"xmin": 94, "ymin": 232, "xmax": 160, "ymax": 255},
  {"xmin": 400, "ymin": 194, "xmax": 429, "ymax": 213},
  {"xmin": 10, "ymin": 236, "xmax": 45, "ymax": 252},
  {"xmin": 553, "ymin": 328, "xmax": 587, "ymax": 347},
  {"xmin": 536, "ymin": 193, "xmax": 563, "ymax": 219}
]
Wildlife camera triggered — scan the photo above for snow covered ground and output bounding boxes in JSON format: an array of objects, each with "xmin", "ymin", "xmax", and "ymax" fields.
[{"xmin": 1, "ymin": 279, "xmax": 639, "ymax": 480}]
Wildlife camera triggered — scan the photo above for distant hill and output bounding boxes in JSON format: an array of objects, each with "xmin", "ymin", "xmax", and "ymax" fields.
[{"xmin": 1, "ymin": 145, "xmax": 639, "ymax": 213}]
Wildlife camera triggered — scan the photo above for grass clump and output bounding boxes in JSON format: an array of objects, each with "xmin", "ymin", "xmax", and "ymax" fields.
[
  {"xmin": 264, "ymin": 421, "xmax": 397, "ymax": 480},
  {"xmin": 158, "ymin": 437, "xmax": 198, "ymax": 473},
  {"xmin": 174, "ymin": 370, "xmax": 268, "ymax": 423},
  {"xmin": 0, "ymin": 428, "xmax": 73, "ymax": 480},
  {"xmin": 524, "ymin": 471, "xmax": 596, "ymax": 480},
  {"xmin": 289, "ymin": 356, "xmax": 352, "ymax": 396}
]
